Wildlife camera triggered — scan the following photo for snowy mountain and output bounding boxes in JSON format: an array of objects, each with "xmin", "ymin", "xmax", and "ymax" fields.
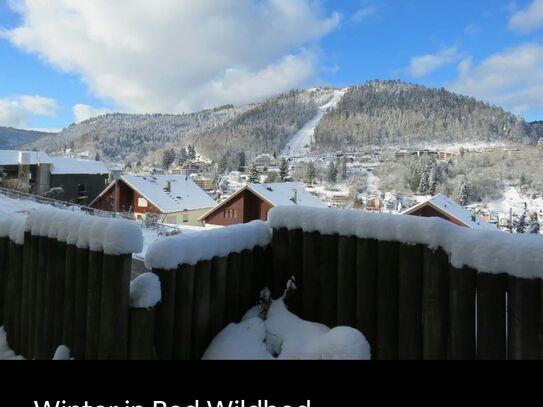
[
  {"xmin": 22, "ymin": 81, "xmax": 541, "ymax": 165},
  {"xmin": 0, "ymin": 127, "xmax": 55, "ymax": 149}
]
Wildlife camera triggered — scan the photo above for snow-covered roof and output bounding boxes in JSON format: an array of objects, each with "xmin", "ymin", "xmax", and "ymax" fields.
[
  {"xmin": 0, "ymin": 150, "xmax": 50, "ymax": 165},
  {"xmin": 122, "ymin": 175, "xmax": 216, "ymax": 213},
  {"xmin": 0, "ymin": 150, "xmax": 109, "ymax": 175},
  {"xmin": 49, "ymin": 157, "xmax": 109, "ymax": 175},
  {"xmin": 402, "ymin": 194, "xmax": 496, "ymax": 230},
  {"xmin": 247, "ymin": 182, "xmax": 326, "ymax": 208}
]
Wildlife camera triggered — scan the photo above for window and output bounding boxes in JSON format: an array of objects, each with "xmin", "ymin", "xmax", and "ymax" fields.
[
  {"xmin": 138, "ymin": 197, "xmax": 148, "ymax": 207},
  {"xmin": 223, "ymin": 209, "xmax": 237, "ymax": 219}
]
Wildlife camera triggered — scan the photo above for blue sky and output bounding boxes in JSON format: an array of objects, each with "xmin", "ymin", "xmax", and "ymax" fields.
[{"xmin": 1, "ymin": 0, "xmax": 542, "ymax": 130}]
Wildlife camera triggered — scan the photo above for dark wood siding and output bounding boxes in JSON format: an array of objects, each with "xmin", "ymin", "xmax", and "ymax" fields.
[{"xmin": 50, "ymin": 173, "xmax": 108, "ymax": 206}]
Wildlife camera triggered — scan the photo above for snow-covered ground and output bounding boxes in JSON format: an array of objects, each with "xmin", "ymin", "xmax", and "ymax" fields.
[
  {"xmin": 485, "ymin": 186, "xmax": 543, "ymax": 218},
  {"xmin": 0, "ymin": 327, "xmax": 24, "ymax": 360},
  {"xmin": 203, "ymin": 295, "xmax": 371, "ymax": 360},
  {"xmin": 281, "ymin": 88, "xmax": 349, "ymax": 158}
]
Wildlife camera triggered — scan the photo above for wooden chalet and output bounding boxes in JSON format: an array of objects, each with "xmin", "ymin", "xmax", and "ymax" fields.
[
  {"xmin": 90, "ymin": 175, "xmax": 216, "ymax": 226},
  {"xmin": 199, "ymin": 182, "xmax": 326, "ymax": 226}
]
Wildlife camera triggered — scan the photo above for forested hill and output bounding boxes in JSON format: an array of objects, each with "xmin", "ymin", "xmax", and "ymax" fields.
[
  {"xmin": 314, "ymin": 80, "xmax": 539, "ymax": 150},
  {"xmin": 26, "ymin": 88, "xmax": 335, "ymax": 165},
  {"xmin": 24, "ymin": 81, "xmax": 540, "ymax": 166},
  {"xmin": 0, "ymin": 127, "xmax": 54, "ymax": 149}
]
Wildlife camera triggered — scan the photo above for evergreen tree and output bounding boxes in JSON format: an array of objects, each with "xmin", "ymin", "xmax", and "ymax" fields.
[
  {"xmin": 265, "ymin": 172, "xmax": 279, "ymax": 183},
  {"xmin": 94, "ymin": 152, "xmax": 100, "ymax": 161},
  {"xmin": 306, "ymin": 162, "xmax": 316, "ymax": 185},
  {"xmin": 279, "ymin": 158, "xmax": 289, "ymax": 182},
  {"xmin": 162, "ymin": 148, "xmax": 176, "ymax": 170},
  {"xmin": 528, "ymin": 212, "xmax": 540, "ymax": 234},
  {"xmin": 248, "ymin": 163, "xmax": 260, "ymax": 183},
  {"xmin": 187, "ymin": 145, "xmax": 196, "ymax": 160},
  {"xmin": 238, "ymin": 151, "xmax": 246, "ymax": 172},
  {"xmin": 428, "ymin": 166, "xmax": 438, "ymax": 195},
  {"xmin": 327, "ymin": 161, "xmax": 338, "ymax": 183},
  {"xmin": 178, "ymin": 147, "xmax": 188, "ymax": 164},
  {"xmin": 218, "ymin": 154, "xmax": 229, "ymax": 175},
  {"xmin": 516, "ymin": 203, "xmax": 528, "ymax": 233},
  {"xmin": 456, "ymin": 179, "xmax": 469, "ymax": 205}
]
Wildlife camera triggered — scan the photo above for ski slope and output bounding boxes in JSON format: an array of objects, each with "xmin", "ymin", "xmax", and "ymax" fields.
[{"xmin": 281, "ymin": 88, "xmax": 349, "ymax": 158}]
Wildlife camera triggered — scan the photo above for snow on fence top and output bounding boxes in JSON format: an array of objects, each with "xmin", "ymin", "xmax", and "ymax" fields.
[
  {"xmin": 130, "ymin": 272, "xmax": 161, "ymax": 309},
  {"xmin": 268, "ymin": 206, "xmax": 543, "ymax": 279},
  {"xmin": 23, "ymin": 208, "xmax": 143, "ymax": 255},
  {"xmin": 145, "ymin": 220, "xmax": 272, "ymax": 270},
  {"xmin": 8, "ymin": 216, "xmax": 25, "ymax": 245}
]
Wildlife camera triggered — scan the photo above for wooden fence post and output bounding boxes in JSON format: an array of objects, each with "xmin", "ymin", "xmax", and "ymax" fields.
[
  {"xmin": 52, "ymin": 239, "xmax": 67, "ymax": 355},
  {"xmin": 209, "ymin": 256, "xmax": 228, "ymax": 340},
  {"xmin": 10, "ymin": 241, "xmax": 24, "ymax": 355},
  {"xmin": 0, "ymin": 236, "xmax": 7, "ymax": 328},
  {"xmin": 272, "ymin": 228, "xmax": 289, "ymax": 299},
  {"xmin": 98, "ymin": 253, "xmax": 131, "ymax": 359},
  {"xmin": 302, "ymin": 232, "xmax": 320, "ymax": 322},
  {"xmin": 73, "ymin": 245, "xmax": 89, "ymax": 360},
  {"xmin": 398, "ymin": 243, "xmax": 424, "ymax": 360},
  {"xmin": 422, "ymin": 247, "xmax": 449, "ymax": 360},
  {"xmin": 356, "ymin": 238, "xmax": 378, "ymax": 357},
  {"xmin": 507, "ymin": 276, "xmax": 541, "ymax": 360},
  {"xmin": 337, "ymin": 235, "xmax": 356, "ymax": 327},
  {"xmin": 128, "ymin": 307, "xmax": 156, "ymax": 360},
  {"xmin": 153, "ymin": 268, "xmax": 176, "ymax": 360},
  {"xmin": 376, "ymin": 240, "xmax": 400, "ymax": 360},
  {"xmin": 448, "ymin": 266, "xmax": 476, "ymax": 360},
  {"xmin": 62, "ymin": 242, "xmax": 77, "ymax": 351},
  {"xmin": 41, "ymin": 235, "xmax": 57, "ymax": 358},
  {"xmin": 287, "ymin": 229, "xmax": 303, "ymax": 315},
  {"xmin": 173, "ymin": 264, "xmax": 195, "ymax": 360},
  {"xmin": 240, "ymin": 249, "xmax": 255, "ymax": 315},
  {"xmin": 28, "ymin": 233, "xmax": 39, "ymax": 359},
  {"xmin": 3, "ymin": 240, "xmax": 15, "ymax": 351},
  {"xmin": 476, "ymin": 273, "xmax": 507, "ymax": 360},
  {"xmin": 85, "ymin": 248, "xmax": 103, "ymax": 359},
  {"xmin": 251, "ymin": 246, "xmax": 268, "ymax": 302},
  {"xmin": 320, "ymin": 233, "xmax": 338, "ymax": 328},
  {"xmin": 191, "ymin": 260, "xmax": 211, "ymax": 359},
  {"xmin": 226, "ymin": 252, "xmax": 241, "ymax": 322},
  {"xmin": 33, "ymin": 234, "xmax": 48, "ymax": 359},
  {"xmin": 20, "ymin": 231, "xmax": 32, "ymax": 358}
]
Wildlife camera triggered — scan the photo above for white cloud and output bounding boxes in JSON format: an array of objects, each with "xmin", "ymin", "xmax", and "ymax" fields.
[
  {"xmin": 448, "ymin": 43, "xmax": 543, "ymax": 115},
  {"xmin": 352, "ymin": 5, "xmax": 377, "ymax": 23},
  {"xmin": 5, "ymin": 0, "xmax": 339, "ymax": 114},
  {"xmin": 0, "ymin": 95, "xmax": 58, "ymax": 127},
  {"xmin": 406, "ymin": 47, "xmax": 460, "ymax": 78},
  {"xmin": 509, "ymin": 0, "xmax": 543, "ymax": 33},
  {"xmin": 73, "ymin": 104, "xmax": 112, "ymax": 123}
]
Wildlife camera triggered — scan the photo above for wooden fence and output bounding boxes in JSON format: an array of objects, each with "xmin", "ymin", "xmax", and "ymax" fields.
[
  {"xmin": 0, "ymin": 213, "xmax": 153, "ymax": 360},
  {"xmin": 2, "ymin": 207, "xmax": 543, "ymax": 360}
]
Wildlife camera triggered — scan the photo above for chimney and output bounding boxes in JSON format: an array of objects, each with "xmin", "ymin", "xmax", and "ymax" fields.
[{"xmin": 165, "ymin": 180, "xmax": 171, "ymax": 192}]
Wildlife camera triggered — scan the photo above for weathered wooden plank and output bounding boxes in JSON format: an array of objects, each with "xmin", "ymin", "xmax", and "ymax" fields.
[
  {"xmin": 27, "ymin": 234, "xmax": 39, "ymax": 359},
  {"xmin": 225, "ymin": 252, "xmax": 241, "ymax": 323},
  {"xmin": 448, "ymin": 266, "xmax": 476, "ymax": 360},
  {"xmin": 62, "ymin": 244, "xmax": 77, "ymax": 352},
  {"xmin": 33, "ymin": 235, "xmax": 48, "ymax": 359},
  {"xmin": 0, "ymin": 236, "xmax": 8, "ymax": 328},
  {"xmin": 286, "ymin": 229, "xmax": 303, "ymax": 314},
  {"xmin": 3, "ymin": 240, "xmax": 15, "ymax": 351},
  {"xmin": 128, "ymin": 307, "xmax": 155, "ymax": 360},
  {"xmin": 356, "ymin": 238, "xmax": 378, "ymax": 358},
  {"xmin": 20, "ymin": 231, "xmax": 32, "ymax": 357},
  {"xmin": 507, "ymin": 276, "xmax": 541, "ymax": 360},
  {"xmin": 209, "ymin": 257, "xmax": 228, "ymax": 341},
  {"xmin": 98, "ymin": 253, "xmax": 131, "ymax": 360},
  {"xmin": 319, "ymin": 233, "xmax": 338, "ymax": 328},
  {"xmin": 11, "ymin": 243, "xmax": 24, "ymax": 355},
  {"xmin": 240, "ymin": 249, "xmax": 255, "ymax": 314},
  {"xmin": 302, "ymin": 231, "xmax": 320, "ymax": 322},
  {"xmin": 52, "ymin": 240, "xmax": 67, "ymax": 354},
  {"xmin": 271, "ymin": 228, "xmax": 289, "ymax": 299},
  {"xmin": 85, "ymin": 249, "xmax": 103, "ymax": 359},
  {"xmin": 476, "ymin": 273, "xmax": 507, "ymax": 360},
  {"xmin": 398, "ymin": 243, "xmax": 424, "ymax": 360},
  {"xmin": 173, "ymin": 264, "xmax": 195, "ymax": 360},
  {"xmin": 337, "ymin": 235, "xmax": 356, "ymax": 327},
  {"xmin": 152, "ymin": 267, "xmax": 176, "ymax": 360},
  {"xmin": 376, "ymin": 240, "xmax": 400, "ymax": 360},
  {"xmin": 72, "ymin": 246, "xmax": 89, "ymax": 360},
  {"xmin": 40, "ymin": 237, "xmax": 57, "ymax": 358},
  {"xmin": 191, "ymin": 260, "xmax": 211, "ymax": 359},
  {"xmin": 251, "ymin": 245, "xmax": 268, "ymax": 302},
  {"xmin": 422, "ymin": 247, "xmax": 449, "ymax": 360}
]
